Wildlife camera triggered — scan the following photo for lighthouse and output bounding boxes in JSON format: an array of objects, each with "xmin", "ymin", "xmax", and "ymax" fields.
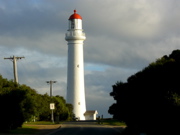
[{"xmin": 65, "ymin": 10, "xmax": 86, "ymax": 120}]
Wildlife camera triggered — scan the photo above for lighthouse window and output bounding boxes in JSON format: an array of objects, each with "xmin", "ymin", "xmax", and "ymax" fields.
[
  {"xmin": 77, "ymin": 65, "xmax": 79, "ymax": 68},
  {"xmin": 71, "ymin": 20, "xmax": 75, "ymax": 29}
]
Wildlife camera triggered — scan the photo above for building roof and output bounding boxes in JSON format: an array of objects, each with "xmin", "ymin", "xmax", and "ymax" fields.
[
  {"xmin": 84, "ymin": 110, "xmax": 98, "ymax": 115},
  {"xmin": 69, "ymin": 10, "xmax": 82, "ymax": 20}
]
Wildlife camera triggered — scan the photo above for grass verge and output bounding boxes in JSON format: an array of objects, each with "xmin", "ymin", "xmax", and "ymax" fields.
[
  {"xmin": 24, "ymin": 121, "xmax": 57, "ymax": 125},
  {"xmin": 9, "ymin": 125, "xmax": 39, "ymax": 134},
  {"xmin": 100, "ymin": 119, "xmax": 126, "ymax": 126},
  {"xmin": 1, "ymin": 121, "xmax": 61, "ymax": 134}
]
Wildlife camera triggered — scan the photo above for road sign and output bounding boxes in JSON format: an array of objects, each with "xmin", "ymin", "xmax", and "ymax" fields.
[{"xmin": 50, "ymin": 103, "xmax": 55, "ymax": 110}]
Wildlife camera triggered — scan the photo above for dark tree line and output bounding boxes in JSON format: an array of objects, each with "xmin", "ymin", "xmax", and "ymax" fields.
[
  {"xmin": 109, "ymin": 50, "xmax": 180, "ymax": 135},
  {"xmin": 0, "ymin": 76, "xmax": 74, "ymax": 131}
]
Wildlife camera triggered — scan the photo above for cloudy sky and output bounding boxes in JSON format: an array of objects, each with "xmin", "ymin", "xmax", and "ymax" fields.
[{"xmin": 0, "ymin": 0, "xmax": 179, "ymax": 118}]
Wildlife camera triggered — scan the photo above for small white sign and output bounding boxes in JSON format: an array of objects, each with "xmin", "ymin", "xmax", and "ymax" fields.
[{"xmin": 50, "ymin": 103, "xmax": 55, "ymax": 110}]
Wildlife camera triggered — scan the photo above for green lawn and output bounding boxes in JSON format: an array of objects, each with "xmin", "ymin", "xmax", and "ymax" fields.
[
  {"xmin": 1, "ymin": 121, "xmax": 60, "ymax": 134},
  {"xmin": 101, "ymin": 119, "xmax": 126, "ymax": 126},
  {"xmin": 24, "ymin": 121, "xmax": 56, "ymax": 125},
  {"xmin": 9, "ymin": 125, "xmax": 39, "ymax": 134}
]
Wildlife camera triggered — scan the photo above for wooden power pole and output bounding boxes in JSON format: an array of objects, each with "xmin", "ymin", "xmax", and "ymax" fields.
[
  {"xmin": 46, "ymin": 80, "xmax": 57, "ymax": 97},
  {"xmin": 4, "ymin": 56, "xmax": 25, "ymax": 83}
]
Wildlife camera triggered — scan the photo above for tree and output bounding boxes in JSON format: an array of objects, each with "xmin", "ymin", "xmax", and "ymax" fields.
[
  {"xmin": 52, "ymin": 95, "xmax": 74, "ymax": 121},
  {"xmin": 66, "ymin": 103, "xmax": 74, "ymax": 120},
  {"xmin": 0, "ymin": 74, "xmax": 73, "ymax": 131},
  {"xmin": 18, "ymin": 85, "xmax": 40, "ymax": 121},
  {"xmin": 109, "ymin": 50, "xmax": 180, "ymax": 135},
  {"xmin": 38, "ymin": 93, "xmax": 52, "ymax": 121},
  {"xmin": 37, "ymin": 94, "xmax": 74, "ymax": 121},
  {"xmin": 0, "ymin": 76, "xmax": 25, "ymax": 130}
]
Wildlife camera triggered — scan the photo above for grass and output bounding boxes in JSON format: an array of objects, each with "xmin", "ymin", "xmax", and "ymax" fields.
[
  {"xmin": 1, "ymin": 121, "xmax": 61, "ymax": 134},
  {"xmin": 9, "ymin": 125, "xmax": 39, "ymax": 134},
  {"xmin": 1, "ymin": 120, "xmax": 125, "ymax": 134},
  {"xmin": 100, "ymin": 119, "xmax": 126, "ymax": 126},
  {"xmin": 24, "ymin": 121, "xmax": 56, "ymax": 125}
]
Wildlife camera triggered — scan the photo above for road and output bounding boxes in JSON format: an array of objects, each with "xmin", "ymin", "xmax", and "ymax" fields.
[{"xmin": 48, "ymin": 121, "xmax": 125, "ymax": 135}]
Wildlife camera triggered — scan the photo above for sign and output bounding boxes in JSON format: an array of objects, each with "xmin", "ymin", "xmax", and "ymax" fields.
[{"xmin": 50, "ymin": 103, "xmax": 55, "ymax": 110}]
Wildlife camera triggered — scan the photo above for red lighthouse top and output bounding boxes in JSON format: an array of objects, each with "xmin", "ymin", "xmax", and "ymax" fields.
[{"xmin": 69, "ymin": 10, "xmax": 82, "ymax": 20}]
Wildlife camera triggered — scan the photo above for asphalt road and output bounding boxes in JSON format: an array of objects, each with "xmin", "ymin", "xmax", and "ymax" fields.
[{"xmin": 48, "ymin": 121, "xmax": 125, "ymax": 135}]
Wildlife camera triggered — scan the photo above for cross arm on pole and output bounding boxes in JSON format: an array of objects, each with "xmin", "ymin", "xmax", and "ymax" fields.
[{"xmin": 46, "ymin": 80, "xmax": 57, "ymax": 97}]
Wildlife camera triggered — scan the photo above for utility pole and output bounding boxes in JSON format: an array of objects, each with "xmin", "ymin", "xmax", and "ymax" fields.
[
  {"xmin": 46, "ymin": 80, "xmax": 57, "ymax": 123},
  {"xmin": 4, "ymin": 56, "xmax": 25, "ymax": 84},
  {"xmin": 46, "ymin": 80, "xmax": 57, "ymax": 97}
]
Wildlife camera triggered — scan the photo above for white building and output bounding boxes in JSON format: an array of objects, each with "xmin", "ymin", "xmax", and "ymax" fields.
[
  {"xmin": 84, "ymin": 110, "xmax": 98, "ymax": 120},
  {"xmin": 65, "ymin": 10, "xmax": 86, "ymax": 120},
  {"xmin": 65, "ymin": 10, "xmax": 98, "ymax": 121}
]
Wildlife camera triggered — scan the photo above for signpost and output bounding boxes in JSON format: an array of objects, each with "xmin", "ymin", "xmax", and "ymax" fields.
[
  {"xmin": 46, "ymin": 81, "xmax": 56, "ymax": 123},
  {"xmin": 50, "ymin": 103, "xmax": 55, "ymax": 123}
]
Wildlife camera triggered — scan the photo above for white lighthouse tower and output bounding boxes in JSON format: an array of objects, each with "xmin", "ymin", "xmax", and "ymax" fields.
[{"xmin": 65, "ymin": 10, "xmax": 86, "ymax": 120}]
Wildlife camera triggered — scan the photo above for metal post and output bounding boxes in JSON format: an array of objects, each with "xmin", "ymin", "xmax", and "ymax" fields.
[
  {"xmin": 46, "ymin": 81, "xmax": 56, "ymax": 123},
  {"xmin": 50, "ymin": 81, "xmax": 52, "ymax": 97},
  {"xmin": 51, "ymin": 110, "xmax": 54, "ymax": 123}
]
